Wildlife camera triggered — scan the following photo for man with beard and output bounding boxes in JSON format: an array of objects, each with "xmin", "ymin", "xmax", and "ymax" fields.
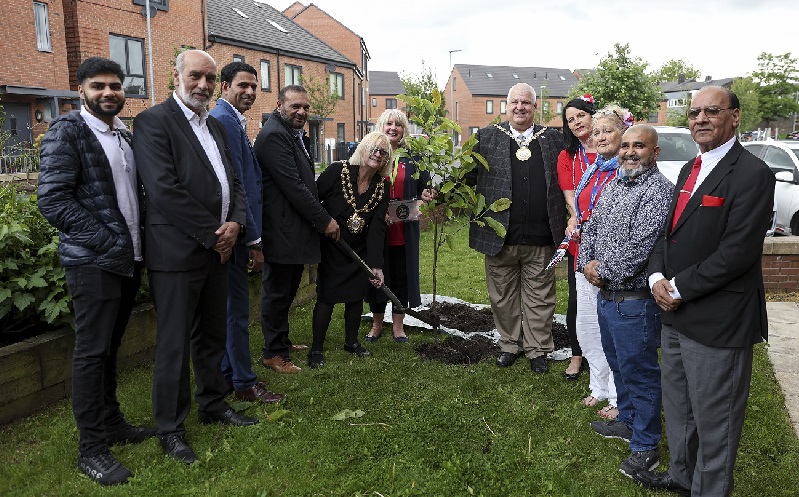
[
  {"xmin": 209, "ymin": 62, "xmax": 284, "ymax": 403},
  {"xmin": 253, "ymin": 85, "xmax": 339, "ymax": 374},
  {"xmin": 133, "ymin": 50, "xmax": 257, "ymax": 466},
  {"xmin": 577, "ymin": 125, "xmax": 673, "ymax": 481},
  {"xmin": 38, "ymin": 57, "xmax": 154, "ymax": 486}
]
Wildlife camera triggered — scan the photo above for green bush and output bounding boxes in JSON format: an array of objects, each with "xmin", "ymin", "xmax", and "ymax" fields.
[{"xmin": 0, "ymin": 185, "xmax": 70, "ymax": 335}]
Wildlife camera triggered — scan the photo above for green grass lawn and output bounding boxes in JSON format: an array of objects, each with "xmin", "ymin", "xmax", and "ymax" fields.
[{"xmin": 1, "ymin": 218, "xmax": 797, "ymax": 496}]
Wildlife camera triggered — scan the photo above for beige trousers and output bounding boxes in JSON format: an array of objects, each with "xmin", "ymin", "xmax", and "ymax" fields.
[{"xmin": 485, "ymin": 244, "xmax": 556, "ymax": 359}]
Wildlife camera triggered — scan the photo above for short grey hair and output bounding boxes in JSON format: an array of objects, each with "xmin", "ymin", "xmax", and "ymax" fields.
[
  {"xmin": 592, "ymin": 104, "xmax": 629, "ymax": 133},
  {"xmin": 507, "ymin": 83, "xmax": 537, "ymax": 105}
]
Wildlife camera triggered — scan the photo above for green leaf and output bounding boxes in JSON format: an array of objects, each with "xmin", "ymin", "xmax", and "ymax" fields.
[
  {"xmin": 488, "ymin": 198, "xmax": 512, "ymax": 212},
  {"xmin": 13, "ymin": 292, "xmax": 35, "ymax": 311},
  {"xmin": 331, "ymin": 409, "xmax": 365, "ymax": 421},
  {"xmin": 484, "ymin": 217, "xmax": 507, "ymax": 239},
  {"xmin": 266, "ymin": 409, "xmax": 290, "ymax": 422}
]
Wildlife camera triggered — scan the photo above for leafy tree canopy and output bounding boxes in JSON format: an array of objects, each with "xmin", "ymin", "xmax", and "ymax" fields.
[
  {"xmin": 300, "ymin": 73, "xmax": 340, "ymax": 137},
  {"xmin": 568, "ymin": 43, "xmax": 662, "ymax": 121},
  {"xmin": 651, "ymin": 59, "xmax": 701, "ymax": 84},
  {"xmin": 751, "ymin": 52, "xmax": 799, "ymax": 125},
  {"xmin": 731, "ymin": 77, "xmax": 762, "ymax": 133}
]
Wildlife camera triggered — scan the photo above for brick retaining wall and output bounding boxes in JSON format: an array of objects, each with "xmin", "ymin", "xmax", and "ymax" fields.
[{"xmin": 763, "ymin": 237, "xmax": 799, "ymax": 293}]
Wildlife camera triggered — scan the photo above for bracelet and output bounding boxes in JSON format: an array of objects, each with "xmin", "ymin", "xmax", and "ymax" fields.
[{"xmin": 248, "ymin": 241, "xmax": 263, "ymax": 251}]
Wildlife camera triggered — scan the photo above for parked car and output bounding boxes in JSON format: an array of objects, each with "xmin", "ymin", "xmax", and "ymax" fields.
[
  {"xmin": 742, "ymin": 140, "xmax": 799, "ymax": 235},
  {"xmin": 786, "ymin": 131, "xmax": 799, "ymax": 141},
  {"xmin": 653, "ymin": 126, "xmax": 699, "ymax": 185}
]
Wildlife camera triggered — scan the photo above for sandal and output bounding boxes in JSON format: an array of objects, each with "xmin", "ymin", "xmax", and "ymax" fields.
[
  {"xmin": 598, "ymin": 405, "xmax": 619, "ymax": 420},
  {"xmin": 364, "ymin": 328, "xmax": 382, "ymax": 343},
  {"xmin": 581, "ymin": 395, "xmax": 599, "ymax": 407}
]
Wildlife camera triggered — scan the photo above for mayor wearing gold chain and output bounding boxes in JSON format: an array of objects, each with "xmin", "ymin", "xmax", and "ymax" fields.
[
  {"xmin": 466, "ymin": 83, "xmax": 567, "ymax": 374},
  {"xmin": 308, "ymin": 132, "xmax": 392, "ymax": 368}
]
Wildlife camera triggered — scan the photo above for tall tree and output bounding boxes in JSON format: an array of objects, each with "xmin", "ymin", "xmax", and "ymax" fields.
[
  {"xmin": 731, "ymin": 77, "xmax": 762, "ymax": 133},
  {"xmin": 652, "ymin": 59, "xmax": 701, "ymax": 83},
  {"xmin": 300, "ymin": 73, "xmax": 340, "ymax": 145},
  {"xmin": 399, "ymin": 63, "xmax": 445, "ymax": 121},
  {"xmin": 751, "ymin": 52, "xmax": 799, "ymax": 127},
  {"xmin": 569, "ymin": 43, "xmax": 662, "ymax": 121}
]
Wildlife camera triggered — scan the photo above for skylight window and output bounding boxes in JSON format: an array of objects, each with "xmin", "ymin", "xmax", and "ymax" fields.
[
  {"xmin": 512, "ymin": 74, "xmax": 519, "ymax": 79},
  {"xmin": 268, "ymin": 20, "xmax": 288, "ymax": 33},
  {"xmin": 232, "ymin": 7, "xmax": 248, "ymax": 18},
  {"xmin": 559, "ymin": 75, "xmax": 566, "ymax": 80},
  {"xmin": 486, "ymin": 72, "xmax": 493, "ymax": 78}
]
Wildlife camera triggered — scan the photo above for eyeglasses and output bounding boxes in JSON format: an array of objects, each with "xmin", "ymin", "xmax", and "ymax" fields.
[
  {"xmin": 686, "ymin": 106, "xmax": 735, "ymax": 120},
  {"xmin": 369, "ymin": 147, "xmax": 390, "ymax": 158}
]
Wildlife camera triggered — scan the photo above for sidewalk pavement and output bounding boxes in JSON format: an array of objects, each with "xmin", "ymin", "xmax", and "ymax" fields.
[{"xmin": 767, "ymin": 302, "xmax": 799, "ymax": 437}]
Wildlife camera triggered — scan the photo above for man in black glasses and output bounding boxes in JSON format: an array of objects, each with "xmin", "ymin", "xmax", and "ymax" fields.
[
  {"xmin": 38, "ymin": 57, "xmax": 154, "ymax": 486},
  {"xmin": 640, "ymin": 86, "xmax": 775, "ymax": 496},
  {"xmin": 253, "ymin": 85, "xmax": 339, "ymax": 374}
]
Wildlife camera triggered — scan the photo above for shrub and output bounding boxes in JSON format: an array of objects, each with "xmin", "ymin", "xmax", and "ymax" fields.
[{"xmin": 0, "ymin": 185, "xmax": 70, "ymax": 336}]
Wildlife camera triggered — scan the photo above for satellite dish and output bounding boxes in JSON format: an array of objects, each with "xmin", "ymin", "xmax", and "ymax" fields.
[
  {"xmin": 141, "ymin": 5, "xmax": 157, "ymax": 18},
  {"xmin": 325, "ymin": 64, "xmax": 336, "ymax": 73}
]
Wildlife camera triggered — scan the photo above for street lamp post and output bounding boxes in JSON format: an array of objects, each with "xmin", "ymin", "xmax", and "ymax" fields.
[
  {"xmin": 448, "ymin": 49, "xmax": 462, "ymax": 124},
  {"xmin": 540, "ymin": 85, "xmax": 546, "ymax": 124}
]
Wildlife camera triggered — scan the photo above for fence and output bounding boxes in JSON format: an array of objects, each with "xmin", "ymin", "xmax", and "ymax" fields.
[{"xmin": 0, "ymin": 149, "xmax": 39, "ymax": 175}]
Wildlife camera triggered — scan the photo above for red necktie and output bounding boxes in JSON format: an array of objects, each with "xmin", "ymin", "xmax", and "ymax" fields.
[{"xmin": 671, "ymin": 156, "xmax": 702, "ymax": 230}]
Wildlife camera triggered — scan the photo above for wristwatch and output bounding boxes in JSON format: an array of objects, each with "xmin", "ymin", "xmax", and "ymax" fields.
[{"xmin": 248, "ymin": 241, "xmax": 263, "ymax": 252}]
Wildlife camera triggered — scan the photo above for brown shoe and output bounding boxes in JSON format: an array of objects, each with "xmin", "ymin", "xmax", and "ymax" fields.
[
  {"xmin": 235, "ymin": 381, "xmax": 285, "ymax": 403},
  {"xmin": 289, "ymin": 344, "xmax": 309, "ymax": 352},
  {"xmin": 262, "ymin": 356, "xmax": 302, "ymax": 373}
]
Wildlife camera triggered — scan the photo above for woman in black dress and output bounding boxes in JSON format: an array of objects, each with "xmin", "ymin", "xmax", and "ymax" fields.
[{"xmin": 309, "ymin": 132, "xmax": 392, "ymax": 368}]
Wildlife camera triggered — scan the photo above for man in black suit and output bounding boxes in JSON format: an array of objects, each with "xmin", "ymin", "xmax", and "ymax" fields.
[
  {"xmin": 133, "ymin": 50, "xmax": 258, "ymax": 465},
  {"xmin": 636, "ymin": 86, "xmax": 775, "ymax": 496},
  {"xmin": 253, "ymin": 85, "xmax": 339, "ymax": 374},
  {"xmin": 466, "ymin": 83, "xmax": 566, "ymax": 374}
]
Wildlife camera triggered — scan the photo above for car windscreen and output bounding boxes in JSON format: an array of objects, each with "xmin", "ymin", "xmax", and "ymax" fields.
[{"xmin": 657, "ymin": 133, "xmax": 698, "ymax": 162}]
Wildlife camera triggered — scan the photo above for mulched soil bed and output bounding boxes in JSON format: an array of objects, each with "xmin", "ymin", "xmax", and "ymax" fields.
[{"xmin": 413, "ymin": 301, "xmax": 570, "ymax": 365}]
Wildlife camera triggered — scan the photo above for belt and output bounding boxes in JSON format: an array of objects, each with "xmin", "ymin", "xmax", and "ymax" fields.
[{"xmin": 599, "ymin": 288, "xmax": 652, "ymax": 302}]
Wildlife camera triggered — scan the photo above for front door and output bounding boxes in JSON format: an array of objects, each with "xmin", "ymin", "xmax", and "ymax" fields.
[{"xmin": 1, "ymin": 102, "xmax": 33, "ymax": 152}]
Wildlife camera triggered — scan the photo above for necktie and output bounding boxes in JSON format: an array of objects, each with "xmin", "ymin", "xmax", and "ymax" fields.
[{"xmin": 671, "ymin": 156, "xmax": 702, "ymax": 230}]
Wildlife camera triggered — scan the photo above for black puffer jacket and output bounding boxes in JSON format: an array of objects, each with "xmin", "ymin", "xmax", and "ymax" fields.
[{"xmin": 37, "ymin": 111, "xmax": 134, "ymax": 277}]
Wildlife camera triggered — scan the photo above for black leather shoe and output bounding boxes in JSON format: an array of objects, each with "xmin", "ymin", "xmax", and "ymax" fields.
[
  {"xmin": 198, "ymin": 408, "xmax": 259, "ymax": 426},
  {"xmin": 633, "ymin": 470, "xmax": 691, "ymax": 496},
  {"xmin": 308, "ymin": 350, "xmax": 325, "ymax": 368},
  {"xmin": 496, "ymin": 351, "xmax": 522, "ymax": 367},
  {"xmin": 530, "ymin": 355, "xmax": 549, "ymax": 373},
  {"xmin": 159, "ymin": 434, "xmax": 197, "ymax": 465},
  {"xmin": 106, "ymin": 424, "xmax": 157, "ymax": 446},
  {"xmin": 343, "ymin": 342, "xmax": 371, "ymax": 357}
]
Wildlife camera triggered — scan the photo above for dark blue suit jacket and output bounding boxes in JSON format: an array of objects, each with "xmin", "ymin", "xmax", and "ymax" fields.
[{"xmin": 209, "ymin": 99, "xmax": 262, "ymax": 245}]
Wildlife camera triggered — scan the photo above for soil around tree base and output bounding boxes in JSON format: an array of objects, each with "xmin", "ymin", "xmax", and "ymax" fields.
[{"xmin": 413, "ymin": 302, "xmax": 570, "ymax": 365}]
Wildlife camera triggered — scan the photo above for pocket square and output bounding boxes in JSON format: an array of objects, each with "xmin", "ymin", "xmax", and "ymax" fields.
[{"xmin": 702, "ymin": 195, "xmax": 725, "ymax": 207}]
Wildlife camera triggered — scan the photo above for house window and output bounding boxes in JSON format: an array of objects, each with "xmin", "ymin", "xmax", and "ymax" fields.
[
  {"xmin": 285, "ymin": 64, "xmax": 302, "ymax": 86},
  {"xmin": 556, "ymin": 101, "xmax": 563, "ymax": 114},
  {"xmin": 647, "ymin": 112, "xmax": 658, "ymax": 123},
  {"xmin": 109, "ymin": 34, "xmax": 146, "ymax": 97},
  {"xmin": 233, "ymin": 54, "xmax": 244, "ymax": 62},
  {"xmin": 486, "ymin": 100, "xmax": 494, "ymax": 114},
  {"xmin": 453, "ymin": 77, "xmax": 456, "ymax": 91},
  {"xmin": 386, "ymin": 98, "xmax": 397, "ymax": 109},
  {"xmin": 337, "ymin": 123, "xmax": 345, "ymax": 142},
  {"xmin": 500, "ymin": 101, "xmax": 507, "ymax": 114},
  {"xmin": 469, "ymin": 126, "xmax": 479, "ymax": 136},
  {"xmin": 371, "ymin": 97, "xmax": 377, "ymax": 107},
  {"xmin": 329, "ymin": 72, "xmax": 344, "ymax": 99},
  {"xmin": 133, "ymin": 0, "xmax": 169, "ymax": 11},
  {"xmin": 260, "ymin": 60, "xmax": 271, "ymax": 91},
  {"xmin": 33, "ymin": 2, "xmax": 51, "ymax": 52}
]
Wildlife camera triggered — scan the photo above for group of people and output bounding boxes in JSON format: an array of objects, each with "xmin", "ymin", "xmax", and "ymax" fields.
[
  {"xmin": 37, "ymin": 49, "xmax": 774, "ymax": 497},
  {"xmin": 467, "ymin": 82, "xmax": 774, "ymax": 497}
]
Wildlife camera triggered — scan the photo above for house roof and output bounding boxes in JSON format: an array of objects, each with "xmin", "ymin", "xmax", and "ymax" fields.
[
  {"xmin": 368, "ymin": 71, "xmax": 404, "ymax": 96},
  {"xmin": 456, "ymin": 64, "xmax": 579, "ymax": 98},
  {"xmin": 661, "ymin": 77, "xmax": 736, "ymax": 93},
  {"xmin": 207, "ymin": 0, "xmax": 354, "ymax": 68},
  {"xmin": 286, "ymin": 2, "xmax": 364, "ymax": 40}
]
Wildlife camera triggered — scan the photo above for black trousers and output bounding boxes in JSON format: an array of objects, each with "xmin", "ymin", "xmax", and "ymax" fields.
[
  {"xmin": 260, "ymin": 261, "xmax": 304, "ymax": 359},
  {"xmin": 150, "ymin": 258, "xmax": 230, "ymax": 436},
  {"xmin": 566, "ymin": 252, "xmax": 581, "ymax": 356},
  {"xmin": 65, "ymin": 263, "xmax": 141, "ymax": 456}
]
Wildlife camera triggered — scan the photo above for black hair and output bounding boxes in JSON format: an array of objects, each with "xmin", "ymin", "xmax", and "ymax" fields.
[
  {"xmin": 278, "ymin": 85, "xmax": 307, "ymax": 103},
  {"xmin": 561, "ymin": 97, "xmax": 597, "ymax": 154},
  {"xmin": 76, "ymin": 57, "xmax": 125, "ymax": 86},
  {"xmin": 220, "ymin": 61, "xmax": 257, "ymax": 85}
]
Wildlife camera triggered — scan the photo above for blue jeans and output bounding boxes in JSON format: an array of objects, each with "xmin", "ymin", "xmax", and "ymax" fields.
[{"xmin": 597, "ymin": 294, "xmax": 662, "ymax": 452}]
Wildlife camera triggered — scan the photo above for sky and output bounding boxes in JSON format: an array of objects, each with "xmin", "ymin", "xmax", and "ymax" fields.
[{"xmin": 269, "ymin": 0, "xmax": 798, "ymax": 87}]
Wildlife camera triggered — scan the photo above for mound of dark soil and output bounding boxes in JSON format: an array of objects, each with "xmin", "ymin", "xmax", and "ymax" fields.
[
  {"xmin": 416, "ymin": 335, "xmax": 500, "ymax": 365},
  {"xmin": 415, "ymin": 302, "xmax": 495, "ymax": 333}
]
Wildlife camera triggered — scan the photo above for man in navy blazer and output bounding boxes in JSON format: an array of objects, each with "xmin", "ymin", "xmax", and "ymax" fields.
[
  {"xmin": 134, "ymin": 50, "xmax": 258, "ymax": 465},
  {"xmin": 637, "ymin": 86, "xmax": 775, "ymax": 496},
  {"xmin": 210, "ymin": 62, "xmax": 284, "ymax": 404}
]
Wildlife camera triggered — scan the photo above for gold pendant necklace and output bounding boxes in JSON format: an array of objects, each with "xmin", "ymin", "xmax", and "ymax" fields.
[
  {"xmin": 493, "ymin": 123, "xmax": 548, "ymax": 161},
  {"xmin": 341, "ymin": 162, "xmax": 385, "ymax": 234}
]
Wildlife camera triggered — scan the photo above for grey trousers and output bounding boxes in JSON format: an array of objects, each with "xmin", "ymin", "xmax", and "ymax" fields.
[{"xmin": 661, "ymin": 324, "xmax": 754, "ymax": 497}]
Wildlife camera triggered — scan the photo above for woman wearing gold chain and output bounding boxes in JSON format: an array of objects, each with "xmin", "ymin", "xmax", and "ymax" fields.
[{"xmin": 308, "ymin": 132, "xmax": 392, "ymax": 368}]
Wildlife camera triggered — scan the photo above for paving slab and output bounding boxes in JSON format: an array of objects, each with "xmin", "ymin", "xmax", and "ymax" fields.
[{"xmin": 767, "ymin": 302, "xmax": 799, "ymax": 437}]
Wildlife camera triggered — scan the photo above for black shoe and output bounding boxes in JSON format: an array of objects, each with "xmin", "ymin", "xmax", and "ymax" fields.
[
  {"xmin": 633, "ymin": 470, "xmax": 691, "ymax": 496},
  {"xmin": 530, "ymin": 355, "xmax": 549, "ymax": 373},
  {"xmin": 159, "ymin": 434, "xmax": 197, "ymax": 465},
  {"xmin": 308, "ymin": 350, "xmax": 325, "ymax": 368},
  {"xmin": 590, "ymin": 419, "xmax": 633, "ymax": 442},
  {"xmin": 619, "ymin": 449, "xmax": 659, "ymax": 479},
  {"xmin": 198, "ymin": 408, "xmax": 259, "ymax": 426},
  {"xmin": 496, "ymin": 351, "xmax": 522, "ymax": 367},
  {"xmin": 78, "ymin": 450, "xmax": 132, "ymax": 486},
  {"xmin": 344, "ymin": 342, "xmax": 371, "ymax": 357},
  {"xmin": 106, "ymin": 424, "xmax": 157, "ymax": 446}
]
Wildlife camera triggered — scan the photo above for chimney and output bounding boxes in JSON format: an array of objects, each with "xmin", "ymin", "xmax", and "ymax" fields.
[
  {"xmin": 545, "ymin": 72, "xmax": 548, "ymax": 80},
  {"xmin": 678, "ymin": 73, "xmax": 685, "ymax": 84},
  {"xmin": 705, "ymin": 76, "xmax": 712, "ymax": 82}
]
